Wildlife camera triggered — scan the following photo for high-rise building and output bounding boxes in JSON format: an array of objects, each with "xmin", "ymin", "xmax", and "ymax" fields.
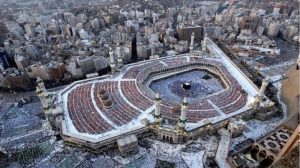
[
  {"xmin": 0, "ymin": 19, "xmax": 9, "ymax": 46},
  {"xmin": 137, "ymin": 45, "xmax": 151, "ymax": 60},
  {"xmin": 79, "ymin": 29, "xmax": 89, "ymax": 40},
  {"xmin": 0, "ymin": 50, "xmax": 13, "ymax": 69},
  {"xmin": 66, "ymin": 60, "xmax": 83, "ymax": 78},
  {"xmin": 177, "ymin": 25, "xmax": 203, "ymax": 43},
  {"xmin": 2, "ymin": 68, "xmax": 31, "ymax": 90},
  {"xmin": 76, "ymin": 56, "xmax": 96, "ymax": 75},
  {"xmin": 25, "ymin": 62, "xmax": 65, "ymax": 81},
  {"xmin": 240, "ymin": 16, "xmax": 260, "ymax": 32},
  {"xmin": 286, "ymin": 25, "xmax": 298, "ymax": 37},
  {"xmin": 267, "ymin": 21, "xmax": 281, "ymax": 37},
  {"xmin": 91, "ymin": 55, "xmax": 108, "ymax": 71},
  {"xmin": 64, "ymin": 12, "xmax": 76, "ymax": 27},
  {"xmin": 257, "ymin": 26, "xmax": 265, "ymax": 37},
  {"xmin": 14, "ymin": 55, "xmax": 30, "ymax": 72},
  {"xmin": 46, "ymin": 62, "xmax": 66, "ymax": 81},
  {"xmin": 91, "ymin": 18, "xmax": 100, "ymax": 29},
  {"xmin": 24, "ymin": 24, "xmax": 35, "ymax": 37}
]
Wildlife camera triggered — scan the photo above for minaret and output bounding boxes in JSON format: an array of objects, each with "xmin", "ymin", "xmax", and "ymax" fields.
[
  {"xmin": 150, "ymin": 43, "xmax": 155, "ymax": 59},
  {"xmin": 117, "ymin": 52, "xmax": 123, "ymax": 65},
  {"xmin": 189, "ymin": 32, "xmax": 195, "ymax": 53},
  {"xmin": 154, "ymin": 93, "xmax": 162, "ymax": 123},
  {"xmin": 152, "ymin": 13, "xmax": 157, "ymax": 33},
  {"xmin": 36, "ymin": 77, "xmax": 47, "ymax": 94},
  {"xmin": 178, "ymin": 97, "xmax": 188, "ymax": 129},
  {"xmin": 153, "ymin": 13, "xmax": 156, "ymax": 24},
  {"xmin": 109, "ymin": 47, "xmax": 116, "ymax": 74},
  {"xmin": 116, "ymin": 43, "xmax": 123, "ymax": 65},
  {"xmin": 202, "ymin": 33, "xmax": 208, "ymax": 52},
  {"xmin": 43, "ymin": 92, "xmax": 52, "ymax": 112},
  {"xmin": 258, "ymin": 76, "xmax": 270, "ymax": 97},
  {"xmin": 36, "ymin": 86, "xmax": 50, "ymax": 111},
  {"xmin": 168, "ymin": 21, "xmax": 172, "ymax": 28},
  {"xmin": 116, "ymin": 43, "xmax": 121, "ymax": 57},
  {"xmin": 253, "ymin": 76, "xmax": 270, "ymax": 108}
]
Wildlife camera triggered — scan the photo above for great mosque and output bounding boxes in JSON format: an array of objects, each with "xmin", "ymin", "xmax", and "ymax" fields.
[{"xmin": 36, "ymin": 34, "xmax": 276, "ymax": 155}]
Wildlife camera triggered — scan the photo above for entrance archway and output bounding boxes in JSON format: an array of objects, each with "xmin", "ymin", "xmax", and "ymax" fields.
[
  {"xmin": 170, "ymin": 137, "xmax": 173, "ymax": 143},
  {"xmin": 166, "ymin": 136, "xmax": 169, "ymax": 142}
]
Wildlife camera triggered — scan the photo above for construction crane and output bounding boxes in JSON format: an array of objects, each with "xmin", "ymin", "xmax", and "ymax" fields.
[{"xmin": 269, "ymin": 76, "xmax": 288, "ymax": 84}]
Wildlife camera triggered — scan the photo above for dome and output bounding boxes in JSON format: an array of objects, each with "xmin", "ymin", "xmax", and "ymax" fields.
[
  {"xmin": 99, "ymin": 89, "xmax": 106, "ymax": 95},
  {"xmin": 100, "ymin": 93, "xmax": 109, "ymax": 100},
  {"xmin": 103, "ymin": 99, "xmax": 113, "ymax": 108}
]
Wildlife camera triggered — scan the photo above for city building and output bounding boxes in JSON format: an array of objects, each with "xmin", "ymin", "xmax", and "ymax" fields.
[{"xmin": 2, "ymin": 68, "xmax": 31, "ymax": 90}]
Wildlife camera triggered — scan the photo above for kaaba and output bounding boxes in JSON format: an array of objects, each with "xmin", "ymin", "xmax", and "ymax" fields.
[{"xmin": 182, "ymin": 82, "xmax": 191, "ymax": 90}]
